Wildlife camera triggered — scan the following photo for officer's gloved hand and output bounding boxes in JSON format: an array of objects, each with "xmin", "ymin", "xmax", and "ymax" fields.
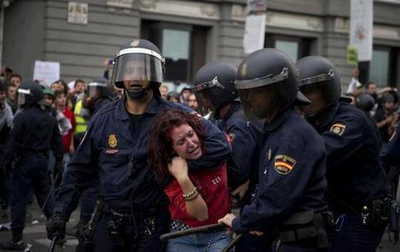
[{"xmin": 46, "ymin": 213, "xmax": 67, "ymax": 240}]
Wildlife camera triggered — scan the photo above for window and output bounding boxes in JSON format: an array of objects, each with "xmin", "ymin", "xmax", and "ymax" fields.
[
  {"xmin": 141, "ymin": 21, "xmax": 207, "ymax": 84},
  {"xmin": 275, "ymin": 40, "xmax": 299, "ymax": 62},
  {"xmin": 368, "ymin": 47, "xmax": 399, "ymax": 88},
  {"xmin": 265, "ymin": 34, "xmax": 313, "ymax": 62}
]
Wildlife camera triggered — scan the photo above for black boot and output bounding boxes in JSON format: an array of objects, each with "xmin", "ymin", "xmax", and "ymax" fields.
[{"xmin": 0, "ymin": 229, "xmax": 25, "ymax": 251}]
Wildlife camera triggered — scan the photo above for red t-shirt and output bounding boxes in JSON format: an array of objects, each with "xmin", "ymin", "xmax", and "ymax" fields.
[
  {"xmin": 164, "ymin": 163, "xmax": 231, "ymax": 227},
  {"xmin": 61, "ymin": 107, "xmax": 76, "ymax": 153}
]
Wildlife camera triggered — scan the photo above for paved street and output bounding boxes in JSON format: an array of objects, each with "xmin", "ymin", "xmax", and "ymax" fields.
[
  {"xmin": 0, "ymin": 202, "xmax": 79, "ymax": 252},
  {"xmin": 0, "ymin": 202, "xmax": 399, "ymax": 251}
]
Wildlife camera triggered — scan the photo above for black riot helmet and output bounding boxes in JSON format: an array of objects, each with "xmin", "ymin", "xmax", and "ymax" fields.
[
  {"xmin": 355, "ymin": 93, "xmax": 375, "ymax": 112},
  {"xmin": 111, "ymin": 39, "xmax": 165, "ymax": 99},
  {"xmin": 88, "ymin": 77, "xmax": 110, "ymax": 99},
  {"xmin": 17, "ymin": 81, "xmax": 44, "ymax": 107},
  {"xmin": 192, "ymin": 62, "xmax": 238, "ymax": 116},
  {"xmin": 235, "ymin": 48, "xmax": 299, "ymax": 120},
  {"xmin": 296, "ymin": 56, "xmax": 341, "ymax": 118}
]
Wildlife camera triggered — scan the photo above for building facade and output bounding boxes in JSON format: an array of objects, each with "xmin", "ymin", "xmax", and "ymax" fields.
[{"xmin": 1, "ymin": 0, "xmax": 400, "ymax": 90}]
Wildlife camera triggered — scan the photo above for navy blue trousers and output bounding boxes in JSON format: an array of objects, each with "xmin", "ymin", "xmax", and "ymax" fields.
[
  {"xmin": 11, "ymin": 154, "xmax": 54, "ymax": 231},
  {"xmin": 331, "ymin": 213, "xmax": 385, "ymax": 252}
]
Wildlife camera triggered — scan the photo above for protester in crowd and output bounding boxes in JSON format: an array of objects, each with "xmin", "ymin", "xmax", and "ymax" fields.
[
  {"xmin": 46, "ymin": 39, "xmax": 230, "ymax": 251},
  {"xmin": 167, "ymin": 91, "xmax": 180, "ymax": 103},
  {"xmin": 0, "ymin": 81, "xmax": 13, "ymax": 223},
  {"xmin": 9, "ymin": 74, "xmax": 22, "ymax": 88},
  {"xmin": 186, "ymin": 93, "xmax": 198, "ymax": 112},
  {"xmin": 148, "ymin": 109, "xmax": 232, "ymax": 251},
  {"xmin": 178, "ymin": 84, "xmax": 193, "ymax": 105},
  {"xmin": 0, "ymin": 66, "xmax": 13, "ymax": 82},
  {"xmin": 346, "ymin": 67, "xmax": 363, "ymax": 97},
  {"xmin": 160, "ymin": 84, "xmax": 169, "ymax": 100},
  {"xmin": 374, "ymin": 93, "xmax": 399, "ymax": 144},
  {"xmin": 54, "ymin": 91, "xmax": 75, "ymax": 164},
  {"xmin": 297, "ymin": 56, "xmax": 389, "ymax": 252},
  {"xmin": 69, "ymin": 79, "xmax": 86, "ymax": 110},
  {"xmin": 5, "ymin": 82, "xmax": 17, "ymax": 114}
]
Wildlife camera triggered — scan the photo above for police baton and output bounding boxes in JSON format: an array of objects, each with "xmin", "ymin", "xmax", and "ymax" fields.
[
  {"xmin": 48, "ymin": 234, "xmax": 59, "ymax": 252},
  {"xmin": 221, "ymin": 234, "xmax": 244, "ymax": 252},
  {"xmin": 40, "ymin": 171, "xmax": 62, "ymax": 217},
  {"xmin": 160, "ymin": 223, "xmax": 226, "ymax": 241}
]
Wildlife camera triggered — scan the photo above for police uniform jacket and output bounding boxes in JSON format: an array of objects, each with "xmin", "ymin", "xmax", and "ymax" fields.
[
  {"xmin": 232, "ymin": 107, "xmax": 328, "ymax": 233},
  {"xmin": 5, "ymin": 105, "xmax": 63, "ymax": 161},
  {"xmin": 216, "ymin": 102, "xmax": 261, "ymax": 188},
  {"xmin": 310, "ymin": 101, "xmax": 388, "ymax": 213},
  {"xmin": 54, "ymin": 96, "xmax": 231, "ymax": 218}
]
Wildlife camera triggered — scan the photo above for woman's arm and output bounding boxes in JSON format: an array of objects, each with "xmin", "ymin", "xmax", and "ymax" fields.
[{"xmin": 169, "ymin": 157, "xmax": 208, "ymax": 221}]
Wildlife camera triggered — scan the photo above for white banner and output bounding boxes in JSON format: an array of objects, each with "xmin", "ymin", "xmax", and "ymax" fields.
[
  {"xmin": 243, "ymin": 0, "xmax": 267, "ymax": 54},
  {"xmin": 349, "ymin": 0, "xmax": 373, "ymax": 62},
  {"xmin": 33, "ymin": 61, "xmax": 60, "ymax": 87},
  {"xmin": 243, "ymin": 15, "xmax": 266, "ymax": 54}
]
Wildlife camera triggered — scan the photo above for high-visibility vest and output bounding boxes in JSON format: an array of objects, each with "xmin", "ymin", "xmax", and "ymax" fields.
[{"xmin": 74, "ymin": 100, "xmax": 88, "ymax": 134}]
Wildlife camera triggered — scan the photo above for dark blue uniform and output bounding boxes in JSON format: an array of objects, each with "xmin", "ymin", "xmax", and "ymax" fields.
[
  {"xmin": 309, "ymin": 101, "xmax": 388, "ymax": 252},
  {"xmin": 5, "ymin": 105, "xmax": 63, "ymax": 232},
  {"xmin": 216, "ymin": 102, "xmax": 260, "ymax": 189},
  {"xmin": 216, "ymin": 102, "xmax": 265, "ymax": 252},
  {"xmin": 79, "ymin": 95, "xmax": 116, "ymax": 224},
  {"xmin": 232, "ymin": 107, "xmax": 329, "ymax": 251},
  {"xmin": 54, "ymin": 96, "xmax": 230, "ymax": 251}
]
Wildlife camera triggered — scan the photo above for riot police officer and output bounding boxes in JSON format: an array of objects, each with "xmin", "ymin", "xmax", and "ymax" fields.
[
  {"xmin": 68, "ymin": 77, "xmax": 116, "ymax": 238},
  {"xmin": 296, "ymin": 56, "xmax": 389, "ymax": 252},
  {"xmin": 218, "ymin": 49, "xmax": 330, "ymax": 251},
  {"xmin": 82, "ymin": 77, "xmax": 116, "ymax": 116},
  {"xmin": 193, "ymin": 62, "xmax": 265, "ymax": 251},
  {"xmin": 46, "ymin": 39, "xmax": 231, "ymax": 251},
  {"xmin": 0, "ymin": 81, "xmax": 63, "ymax": 251},
  {"xmin": 193, "ymin": 62, "xmax": 260, "ymax": 197}
]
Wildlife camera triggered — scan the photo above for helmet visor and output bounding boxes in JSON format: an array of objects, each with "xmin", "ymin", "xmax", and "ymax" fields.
[
  {"xmin": 17, "ymin": 88, "xmax": 31, "ymax": 106},
  {"xmin": 238, "ymin": 83, "xmax": 293, "ymax": 120},
  {"xmin": 194, "ymin": 90, "xmax": 214, "ymax": 116},
  {"xmin": 88, "ymin": 86, "xmax": 98, "ymax": 98},
  {"xmin": 111, "ymin": 53, "xmax": 163, "ymax": 87}
]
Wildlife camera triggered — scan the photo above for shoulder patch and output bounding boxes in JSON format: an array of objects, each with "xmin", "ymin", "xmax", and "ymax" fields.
[
  {"xmin": 330, "ymin": 122, "xmax": 346, "ymax": 136},
  {"xmin": 274, "ymin": 155, "xmax": 296, "ymax": 175}
]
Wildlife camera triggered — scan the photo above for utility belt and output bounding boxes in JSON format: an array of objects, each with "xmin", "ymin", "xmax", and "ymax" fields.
[
  {"xmin": 104, "ymin": 206, "xmax": 162, "ymax": 242},
  {"xmin": 358, "ymin": 199, "xmax": 389, "ymax": 228},
  {"xmin": 106, "ymin": 207, "xmax": 159, "ymax": 225},
  {"xmin": 278, "ymin": 210, "xmax": 334, "ymax": 249}
]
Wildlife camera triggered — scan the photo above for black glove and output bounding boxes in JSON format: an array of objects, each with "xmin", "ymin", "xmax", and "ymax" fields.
[{"xmin": 46, "ymin": 212, "xmax": 67, "ymax": 239}]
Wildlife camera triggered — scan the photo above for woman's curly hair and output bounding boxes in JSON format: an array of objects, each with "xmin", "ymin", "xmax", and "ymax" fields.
[{"xmin": 147, "ymin": 109, "xmax": 205, "ymax": 181}]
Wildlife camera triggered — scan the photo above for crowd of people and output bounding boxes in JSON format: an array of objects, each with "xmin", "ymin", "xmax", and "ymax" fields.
[{"xmin": 0, "ymin": 39, "xmax": 399, "ymax": 252}]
